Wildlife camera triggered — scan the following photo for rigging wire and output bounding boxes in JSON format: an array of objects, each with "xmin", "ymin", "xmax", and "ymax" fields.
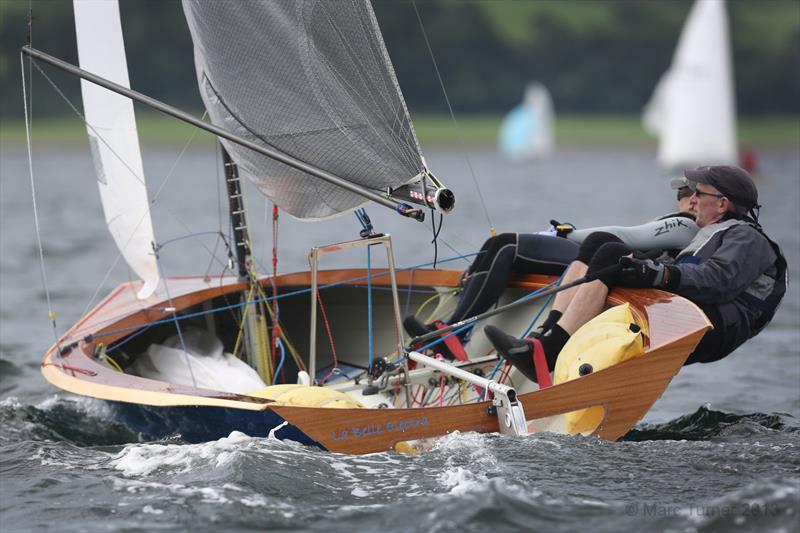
[
  {"xmin": 411, "ymin": 0, "xmax": 494, "ymax": 235},
  {"xmin": 153, "ymin": 246, "xmax": 197, "ymax": 388},
  {"xmin": 20, "ymin": 52, "xmax": 61, "ymax": 353},
  {"xmin": 26, "ymin": 58, "xmax": 226, "ymax": 316}
]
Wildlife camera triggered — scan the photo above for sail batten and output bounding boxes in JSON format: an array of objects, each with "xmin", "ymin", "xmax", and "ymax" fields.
[
  {"xmin": 182, "ymin": 0, "xmax": 429, "ymax": 220},
  {"xmin": 73, "ymin": 0, "xmax": 159, "ymax": 299}
]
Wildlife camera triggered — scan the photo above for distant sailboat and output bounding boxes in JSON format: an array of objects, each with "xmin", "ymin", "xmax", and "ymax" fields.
[
  {"xmin": 643, "ymin": 0, "xmax": 737, "ymax": 168},
  {"xmin": 498, "ymin": 82, "xmax": 555, "ymax": 160}
]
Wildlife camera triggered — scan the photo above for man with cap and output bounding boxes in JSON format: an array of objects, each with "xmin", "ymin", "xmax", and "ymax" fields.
[
  {"xmin": 405, "ymin": 178, "xmax": 698, "ymax": 360},
  {"xmin": 487, "ymin": 165, "xmax": 786, "ymax": 381}
]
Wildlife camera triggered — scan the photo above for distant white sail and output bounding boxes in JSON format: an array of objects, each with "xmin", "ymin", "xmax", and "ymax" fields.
[
  {"xmin": 643, "ymin": 0, "xmax": 737, "ymax": 168},
  {"xmin": 73, "ymin": 0, "xmax": 159, "ymax": 299},
  {"xmin": 498, "ymin": 83, "xmax": 555, "ymax": 160}
]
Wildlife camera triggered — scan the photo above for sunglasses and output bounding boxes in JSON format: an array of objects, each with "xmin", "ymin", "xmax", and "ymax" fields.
[{"xmin": 692, "ymin": 189, "xmax": 726, "ymax": 200}]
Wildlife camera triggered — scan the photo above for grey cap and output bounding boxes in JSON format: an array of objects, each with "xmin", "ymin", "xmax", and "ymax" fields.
[
  {"xmin": 684, "ymin": 165, "xmax": 759, "ymax": 209},
  {"xmin": 670, "ymin": 176, "xmax": 693, "ymax": 190}
]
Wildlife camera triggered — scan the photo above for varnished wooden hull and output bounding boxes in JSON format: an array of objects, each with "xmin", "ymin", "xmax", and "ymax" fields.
[{"xmin": 41, "ymin": 269, "xmax": 711, "ymax": 453}]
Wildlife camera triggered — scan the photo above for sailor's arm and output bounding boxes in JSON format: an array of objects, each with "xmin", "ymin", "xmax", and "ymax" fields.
[{"xmin": 671, "ymin": 226, "xmax": 776, "ymax": 304}]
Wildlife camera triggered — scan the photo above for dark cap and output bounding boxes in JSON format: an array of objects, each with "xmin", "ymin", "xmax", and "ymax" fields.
[
  {"xmin": 670, "ymin": 176, "xmax": 694, "ymax": 190},
  {"xmin": 684, "ymin": 165, "xmax": 759, "ymax": 209}
]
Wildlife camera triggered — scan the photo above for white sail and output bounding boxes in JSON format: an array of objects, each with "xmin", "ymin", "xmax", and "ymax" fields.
[
  {"xmin": 73, "ymin": 0, "xmax": 159, "ymax": 299},
  {"xmin": 643, "ymin": 0, "xmax": 737, "ymax": 168},
  {"xmin": 498, "ymin": 82, "xmax": 555, "ymax": 160}
]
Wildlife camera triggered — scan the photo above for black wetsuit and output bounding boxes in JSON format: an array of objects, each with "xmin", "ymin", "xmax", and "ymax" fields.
[
  {"xmin": 446, "ymin": 212, "xmax": 698, "ymax": 327},
  {"xmin": 446, "ymin": 233, "xmax": 578, "ymax": 325}
]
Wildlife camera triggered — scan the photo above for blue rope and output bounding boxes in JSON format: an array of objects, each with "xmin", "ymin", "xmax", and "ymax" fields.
[
  {"xmin": 354, "ymin": 285, "xmax": 439, "ymax": 294},
  {"xmin": 404, "ymin": 266, "xmax": 414, "ymax": 317},
  {"xmin": 83, "ymin": 251, "xmax": 486, "ymax": 346},
  {"xmin": 354, "ymin": 209, "xmax": 368, "ymax": 230},
  {"xmin": 106, "ymin": 322, "xmax": 155, "ymax": 352},
  {"xmin": 367, "ymin": 245, "xmax": 374, "ymax": 372},
  {"xmin": 488, "ymin": 359, "xmax": 505, "ymax": 380},
  {"xmin": 520, "ymin": 274, "xmax": 565, "ymax": 338},
  {"xmin": 272, "ymin": 338, "xmax": 286, "ymax": 385}
]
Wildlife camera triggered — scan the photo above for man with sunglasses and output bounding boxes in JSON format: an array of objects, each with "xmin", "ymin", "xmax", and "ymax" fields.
[{"xmin": 488, "ymin": 165, "xmax": 786, "ymax": 382}]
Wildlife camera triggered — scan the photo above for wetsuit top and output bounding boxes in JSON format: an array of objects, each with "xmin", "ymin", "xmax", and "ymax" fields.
[
  {"xmin": 566, "ymin": 212, "xmax": 698, "ymax": 253},
  {"xmin": 667, "ymin": 218, "xmax": 786, "ymax": 333}
]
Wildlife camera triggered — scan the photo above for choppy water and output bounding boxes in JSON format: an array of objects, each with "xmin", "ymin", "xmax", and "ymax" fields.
[{"xmin": 1, "ymin": 143, "xmax": 799, "ymax": 532}]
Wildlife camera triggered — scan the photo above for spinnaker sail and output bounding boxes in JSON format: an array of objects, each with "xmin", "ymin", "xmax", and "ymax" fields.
[
  {"xmin": 643, "ymin": 0, "xmax": 737, "ymax": 168},
  {"xmin": 182, "ymin": 0, "xmax": 432, "ymax": 220},
  {"xmin": 73, "ymin": 0, "xmax": 159, "ymax": 299}
]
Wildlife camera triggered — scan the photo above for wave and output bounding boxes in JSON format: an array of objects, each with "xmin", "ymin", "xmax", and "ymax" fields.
[
  {"xmin": 623, "ymin": 405, "xmax": 800, "ymax": 442},
  {"xmin": 0, "ymin": 396, "xmax": 140, "ymax": 446}
]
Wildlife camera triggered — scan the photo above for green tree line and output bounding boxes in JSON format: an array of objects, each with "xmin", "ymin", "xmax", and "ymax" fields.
[{"xmin": 1, "ymin": 0, "xmax": 798, "ymax": 119}]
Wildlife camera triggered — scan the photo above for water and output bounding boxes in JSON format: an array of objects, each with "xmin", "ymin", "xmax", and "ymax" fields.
[{"xmin": 1, "ymin": 142, "xmax": 799, "ymax": 531}]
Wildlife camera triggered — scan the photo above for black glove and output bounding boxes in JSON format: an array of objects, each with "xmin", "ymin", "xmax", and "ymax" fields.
[{"xmin": 617, "ymin": 256, "xmax": 667, "ymax": 288}]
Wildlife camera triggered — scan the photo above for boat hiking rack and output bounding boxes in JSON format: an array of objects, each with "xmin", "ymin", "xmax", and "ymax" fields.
[
  {"xmin": 308, "ymin": 234, "xmax": 408, "ymax": 398},
  {"xmin": 308, "ymin": 234, "xmax": 528, "ymax": 438}
]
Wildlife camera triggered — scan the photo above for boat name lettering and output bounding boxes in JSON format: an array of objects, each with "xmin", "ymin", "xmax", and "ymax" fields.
[
  {"xmin": 330, "ymin": 416, "xmax": 429, "ymax": 441},
  {"xmin": 386, "ymin": 416, "xmax": 429, "ymax": 433}
]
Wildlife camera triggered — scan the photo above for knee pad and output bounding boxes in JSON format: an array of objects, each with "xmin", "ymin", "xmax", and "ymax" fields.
[
  {"xmin": 576, "ymin": 231, "xmax": 624, "ymax": 263},
  {"xmin": 588, "ymin": 242, "xmax": 633, "ymax": 286}
]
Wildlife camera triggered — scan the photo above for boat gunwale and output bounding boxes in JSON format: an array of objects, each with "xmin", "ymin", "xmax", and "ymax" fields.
[{"xmin": 41, "ymin": 268, "xmax": 711, "ymax": 413}]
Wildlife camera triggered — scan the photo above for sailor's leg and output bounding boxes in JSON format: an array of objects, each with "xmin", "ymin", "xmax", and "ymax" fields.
[
  {"xmin": 446, "ymin": 233, "xmax": 519, "ymax": 324},
  {"xmin": 514, "ymin": 234, "xmax": 579, "ymax": 335},
  {"xmin": 558, "ymin": 240, "xmax": 632, "ymax": 335},
  {"xmin": 489, "ymin": 237, "xmax": 632, "ymax": 382},
  {"xmin": 551, "ymin": 231, "xmax": 624, "ymax": 315}
]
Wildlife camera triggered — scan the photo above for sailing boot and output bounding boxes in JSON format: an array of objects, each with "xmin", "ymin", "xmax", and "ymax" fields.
[
  {"xmin": 403, "ymin": 316, "xmax": 466, "ymax": 361},
  {"xmin": 485, "ymin": 325, "xmax": 568, "ymax": 384}
]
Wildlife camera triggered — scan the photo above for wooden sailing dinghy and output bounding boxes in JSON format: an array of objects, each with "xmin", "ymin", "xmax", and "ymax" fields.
[
  {"xmin": 41, "ymin": 268, "xmax": 710, "ymax": 453},
  {"xmin": 27, "ymin": 0, "xmax": 711, "ymax": 454}
]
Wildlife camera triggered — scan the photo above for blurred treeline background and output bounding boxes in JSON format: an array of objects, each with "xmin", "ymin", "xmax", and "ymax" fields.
[{"xmin": 1, "ymin": 0, "xmax": 798, "ymax": 136}]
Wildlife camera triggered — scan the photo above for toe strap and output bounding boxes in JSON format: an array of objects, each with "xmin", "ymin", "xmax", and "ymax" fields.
[{"xmin": 526, "ymin": 338, "xmax": 553, "ymax": 388}]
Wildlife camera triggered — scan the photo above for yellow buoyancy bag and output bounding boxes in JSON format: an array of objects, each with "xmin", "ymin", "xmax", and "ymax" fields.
[
  {"xmin": 553, "ymin": 303, "xmax": 645, "ymax": 435},
  {"xmin": 246, "ymin": 384, "xmax": 364, "ymax": 409}
]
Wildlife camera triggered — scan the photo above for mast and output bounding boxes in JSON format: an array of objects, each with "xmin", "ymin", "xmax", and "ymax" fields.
[
  {"xmin": 221, "ymin": 146, "xmax": 271, "ymax": 381},
  {"xmin": 222, "ymin": 147, "xmax": 250, "ymax": 280}
]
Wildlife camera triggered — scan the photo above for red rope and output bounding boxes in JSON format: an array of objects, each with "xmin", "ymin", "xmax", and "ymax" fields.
[
  {"xmin": 316, "ymin": 288, "xmax": 339, "ymax": 384},
  {"xmin": 41, "ymin": 362, "xmax": 97, "ymax": 377},
  {"xmin": 410, "ymin": 384, "xmax": 424, "ymax": 407},
  {"xmin": 270, "ymin": 203, "xmax": 283, "ymax": 383}
]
